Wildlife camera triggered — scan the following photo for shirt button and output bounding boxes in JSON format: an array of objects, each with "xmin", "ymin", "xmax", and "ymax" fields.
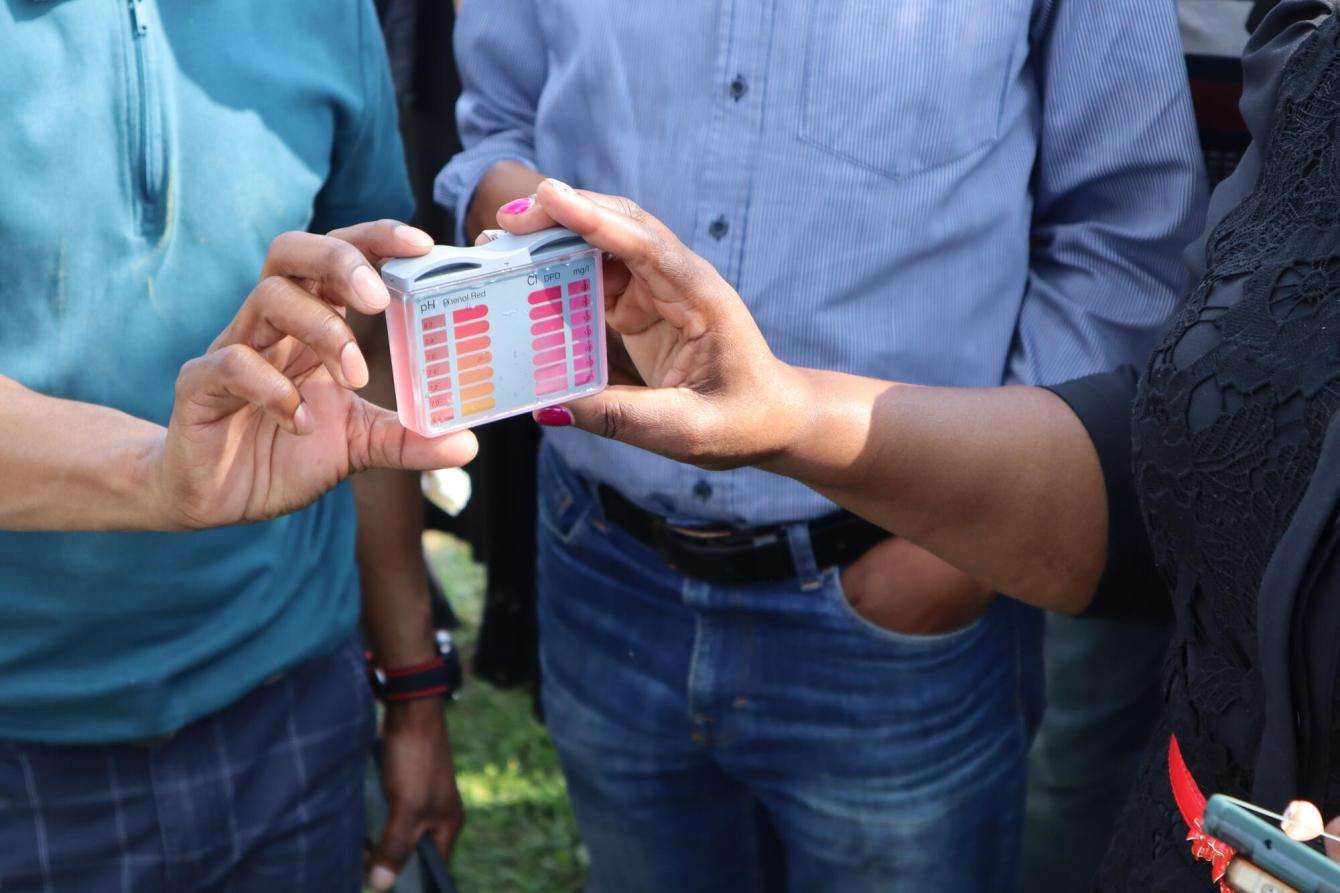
[
  {"xmin": 729, "ymin": 76, "xmax": 749, "ymax": 101},
  {"xmin": 708, "ymin": 217, "xmax": 729, "ymax": 240},
  {"xmin": 693, "ymin": 481, "xmax": 713, "ymax": 501}
]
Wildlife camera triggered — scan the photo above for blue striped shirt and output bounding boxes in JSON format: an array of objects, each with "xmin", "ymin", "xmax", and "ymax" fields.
[{"xmin": 439, "ymin": 0, "xmax": 1207, "ymax": 525}]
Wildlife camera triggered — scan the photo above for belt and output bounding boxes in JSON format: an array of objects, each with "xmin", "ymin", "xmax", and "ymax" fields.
[
  {"xmin": 595, "ymin": 483, "xmax": 891, "ymax": 585},
  {"xmin": 1170, "ymin": 733, "xmax": 1237, "ymax": 892}
]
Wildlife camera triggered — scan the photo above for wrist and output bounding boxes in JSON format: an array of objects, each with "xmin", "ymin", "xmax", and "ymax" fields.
[
  {"xmin": 382, "ymin": 695, "xmax": 445, "ymax": 734},
  {"xmin": 367, "ymin": 630, "xmax": 462, "ymax": 704},
  {"xmin": 128, "ymin": 430, "xmax": 179, "ymax": 531},
  {"xmin": 759, "ymin": 365, "xmax": 823, "ymax": 477},
  {"xmin": 362, "ymin": 601, "xmax": 437, "ymax": 669}
]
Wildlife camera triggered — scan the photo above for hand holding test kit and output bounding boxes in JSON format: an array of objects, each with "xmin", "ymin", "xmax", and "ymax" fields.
[{"xmin": 382, "ymin": 227, "xmax": 608, "ymax": 437}]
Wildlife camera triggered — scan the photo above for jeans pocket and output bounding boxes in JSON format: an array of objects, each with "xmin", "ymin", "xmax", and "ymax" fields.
[
  {"xmin": 825, "ymin": 567, "xmax": 988, "ymax": 649},
  {"xmin": 799, "ymin": 0, "xmax": 1029, "ymax": 179},
  {"xmin": 537, "ymin": 444, "xmax": 592, "ymax": 546}
]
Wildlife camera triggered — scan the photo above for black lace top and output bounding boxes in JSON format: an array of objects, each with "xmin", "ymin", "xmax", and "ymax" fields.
[{"xmin": 1048, "ymin": 2, "xmax": 1340, "ymax": 889}]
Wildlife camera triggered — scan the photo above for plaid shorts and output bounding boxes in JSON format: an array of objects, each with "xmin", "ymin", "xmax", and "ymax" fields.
[{"xmin": 0, "ymin": 635, "xmax": 375, "ymax": 892}]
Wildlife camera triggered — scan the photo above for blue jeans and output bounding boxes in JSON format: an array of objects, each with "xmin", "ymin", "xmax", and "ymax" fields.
[
  {"xmin": 1021, "ymin": 613, "xmax": 1170, "ymax": 890},
  {"xmin": 0, "ymin": 635, "xmax": 373, "ymax": 892},
  {"xmin": 536, "ymin": 446, "xmax": 1041, "ymax": 892}
]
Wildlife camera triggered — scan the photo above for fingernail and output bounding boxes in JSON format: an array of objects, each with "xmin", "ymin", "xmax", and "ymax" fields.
[
  {"xmin": 480, "ymin": 229, "xmax": 505, "ymax": 243},
  {"xmin": 369, "ymin": 866, "xmax": 397, "ymax": 891},
  {"xmin": 394, "ymin": 224, "xmax": 434, "ymax": 248},
  {"xmin": 500, "ymin": 196, "xmax": 534, "ymax": 215},
  {"xmin": 352, "ymin": 265, "xmax": 390, "ymax": 311},
  {"xmin": 293, "ymin": 402, "xmax": 314, "ymax": 435},
  {"xmin": 535, "ymin": 406, "xmax": 573, "ymax": 427},
  {"xmin": 546, "ymin": 178, "xmax": 574, "ymax": 194},
  {"xmin": 340, "ymin": 342, "xmax": 369, "ymax": 389}
]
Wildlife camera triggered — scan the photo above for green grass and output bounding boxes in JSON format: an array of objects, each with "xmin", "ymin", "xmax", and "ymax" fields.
[{"xmin": 424, "ymin": 531, "xmax": 587, "ymax": 893}]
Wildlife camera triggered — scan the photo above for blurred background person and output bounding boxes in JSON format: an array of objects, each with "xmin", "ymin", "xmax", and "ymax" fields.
[
  {"xmin": 439, "ymin": 0, "xmax": 1205, "ymax": 889},
  {"xmin": 376, "ymin": 0, "xmax": 545, "ymax": 697}
]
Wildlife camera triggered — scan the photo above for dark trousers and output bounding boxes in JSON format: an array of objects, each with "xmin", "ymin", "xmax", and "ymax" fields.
[{"xmin": 0, "ymin": 635, "xmax": 373, "ymax": 892}]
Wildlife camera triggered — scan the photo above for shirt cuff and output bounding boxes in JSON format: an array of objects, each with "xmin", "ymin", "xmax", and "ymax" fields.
[
  {"xmin": 1044, "ymin": 367, "xmax": 1172, "ymax": 622},
  {"xmin": 435, "ymin": 144, "xmax": 537, "ymax": 247}
]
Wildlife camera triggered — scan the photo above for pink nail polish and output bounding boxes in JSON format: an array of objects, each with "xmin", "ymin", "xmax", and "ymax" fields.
[
  {"xmin": 500, "ymin": 196, "xmax": 534, "ymax": 215},
  {"xmin": 535, "ymin": 406, "xmax": 573, "ymax": 427}
]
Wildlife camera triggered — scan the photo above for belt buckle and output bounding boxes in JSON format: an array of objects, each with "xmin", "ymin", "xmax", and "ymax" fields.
[{"xmin": 652, "ymin": 520, "xmax": 736, "ymax": 575}]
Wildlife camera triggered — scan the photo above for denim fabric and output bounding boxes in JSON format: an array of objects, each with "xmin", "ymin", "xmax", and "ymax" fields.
[
  {"xmin": 1021, "ymin": 613, "xmax": 1171, "ymax": 890},
  {"xmin": 536, "ymin": 446, "xmax": 1041, "ymax": 892},
  {"xmin": 0, "ymin": 636, "xmax": 374, "ymax": 893}
]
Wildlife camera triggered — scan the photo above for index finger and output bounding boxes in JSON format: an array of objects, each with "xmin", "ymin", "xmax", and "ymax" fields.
[
  {"xmin": 262, "ymin": 230, "xmax": 393, "ymax": 315},
  {"xmin": 529, "ymin": 180, "xmax": 704, "ymax": 296},
  {"xmin": 326, "ymin": 218, "xmax": 435, "ymax": 267}
]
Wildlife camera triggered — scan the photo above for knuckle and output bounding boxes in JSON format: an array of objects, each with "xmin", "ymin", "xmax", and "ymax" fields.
[
  {"xmin": 264, "ymin": 375, "xmax": 296, "ymax": 409},
  {"xmin": 598, "ymin": 401, "xmax": 627, "ymax": 443},
  {"xmin": 316, "ymin": 311, "xmax": 351, "ymax": 347},
  {"xmin": 253, "ymin": 275, "xmax": 288, "ymax": 307},
  {"xmin": 652, "ymin": 236, "xmax": 691, "ymax": 282},
  {"xmin": 321, "ymin": 240, "xmax": 361, "ymax": 279},
  {"xmin": 214, "ymin": 343, "xmax": 252, "ymax": 380},
  {"xmin": 611, "ymin": 195, "xmax": 644, "ymax": 222},
  {"xmin": 267, "ymin": 230, "xmax": 301, "ymax": 259},
  {"xmin": 174, "ymin": 356, "xmax": 205, "ymax": 397}
]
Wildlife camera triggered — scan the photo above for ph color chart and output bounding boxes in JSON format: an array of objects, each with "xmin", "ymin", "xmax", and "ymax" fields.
[{"xmin": 405, "ymin": 253, "xmax": 604, "ymax": 434}]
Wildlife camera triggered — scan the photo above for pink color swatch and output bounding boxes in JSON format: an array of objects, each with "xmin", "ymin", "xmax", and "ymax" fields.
[
  {"xmin": 534, "ymin": 361, "xmax": 568, "ymax": 382},
  {"xmin": 536, "ymin": 378, "xmax": 567, "ymax": 396}
]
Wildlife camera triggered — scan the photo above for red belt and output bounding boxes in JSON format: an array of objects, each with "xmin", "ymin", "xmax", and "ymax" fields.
[{"xmin": 1169, "ymin": 733, "xmax": 1237, "ymax": 892}]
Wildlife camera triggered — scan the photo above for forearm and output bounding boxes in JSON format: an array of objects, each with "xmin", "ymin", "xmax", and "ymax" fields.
[
  {"xmin": 764, "ymin": 369, "xmax": 1108, "ymax": 613},
  {"xmin": 0, "ymin": 375, "xmax": 167, "ymax": 531},
  {"xmin": 355, "ymin": 469, "xmax": 437, "ymax": 663},
  {"xmin": 464, "ymin": 160, "xmax": 546, "ymax": 243},
  {"xmin": 351, "ymin": 317, "xmax": 437, "ymax": 666}
]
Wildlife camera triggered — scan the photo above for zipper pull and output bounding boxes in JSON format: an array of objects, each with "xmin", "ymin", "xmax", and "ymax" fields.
[{"xmin": 129, "ymin": 0, "xmax": 148, "ymax": 37}]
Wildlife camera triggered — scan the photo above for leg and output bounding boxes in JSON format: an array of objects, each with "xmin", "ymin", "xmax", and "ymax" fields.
[
  {"xmin": 1022, "ymin": 612, "xmax": 1171, "ymax": 891},
  {"xmin": 710, "ymin": 572, "xmax": 1038, "ymax": 893},
  {"xmin": 0, "ymin": 636, "xmax": 372, "ymax": 893},
  {"xmin": 535, "ymin": 447, "xmax": 773, "ymax": 893},
  {"xmin": 211, "ymin": 635, "xmax": 375, "ymax": 892},
  {"xmin": 0, "ymin": 741, "xmax": 165, "ymax": 893}
]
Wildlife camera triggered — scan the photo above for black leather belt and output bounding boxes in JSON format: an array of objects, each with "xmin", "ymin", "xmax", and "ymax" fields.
[{"xmin": 596, "ymin": 484, "xmax": 891, "ymax": 585}]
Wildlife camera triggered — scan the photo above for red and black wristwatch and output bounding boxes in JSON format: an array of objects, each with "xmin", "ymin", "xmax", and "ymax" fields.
[{"xmin": 366, "ymin": 629, "xmax": 464, "ymax": 703}]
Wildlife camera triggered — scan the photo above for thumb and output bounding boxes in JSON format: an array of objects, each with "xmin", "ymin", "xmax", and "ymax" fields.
[
  {"xmin": 1325, "ymin": 815, "xmax": 1340, "ymax": 861},
  {"xmin": 367, "ymin": 809, "xmax": 419, "ymax": 891},
  {"xmin": 349, "ymin": 399, "xmax": 480, "ymax": 473},
  {"xmin": 532, "ymin": 180, "xmax": 711, "ymax": 302},
  {"xmin": 536, "ymin": 386, "xmax": 711, "ymax": 462},
  {"xmin": 494, "ymin": 191, "xmax": 557, "ymax": 234}
]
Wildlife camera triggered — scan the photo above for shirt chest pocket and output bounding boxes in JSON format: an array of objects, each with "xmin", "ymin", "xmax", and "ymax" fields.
[{"xmin": 799, "ymin": 0, "xmax": 1031, "ymax": 179}]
